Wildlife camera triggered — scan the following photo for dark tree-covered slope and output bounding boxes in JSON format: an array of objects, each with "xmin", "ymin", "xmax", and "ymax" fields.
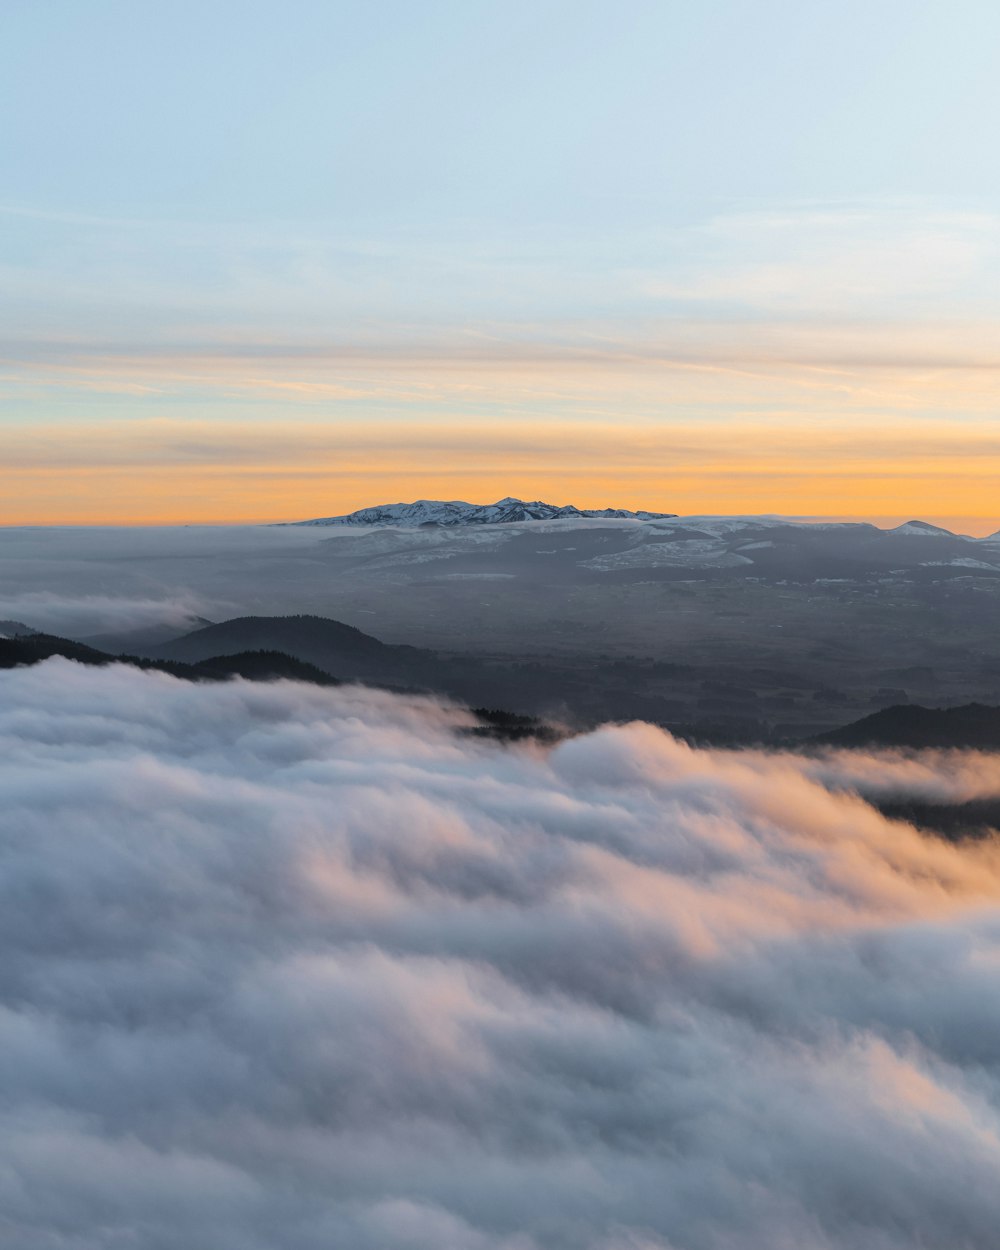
[
  {"xmin": 0, "ymin": 634, "xmax": 338, "ymax": 687},
  {"xmin": 816, "ymin": 702, "xmax": 1000, "ymax": 749}
]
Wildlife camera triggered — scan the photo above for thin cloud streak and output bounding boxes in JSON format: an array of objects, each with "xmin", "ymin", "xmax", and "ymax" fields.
[
  {"xmin": 3, "ymin": 418, "xmax": 1000, "ymax": 526},
  {"xmin": 5, "ymin": 201, "xmax": 1000, "ymax": 522}
]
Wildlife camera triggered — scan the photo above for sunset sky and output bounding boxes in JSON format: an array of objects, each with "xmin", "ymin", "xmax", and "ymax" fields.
[{"xmin": 4, "ymin": 0, "xmax": 999, "ymax": 529}]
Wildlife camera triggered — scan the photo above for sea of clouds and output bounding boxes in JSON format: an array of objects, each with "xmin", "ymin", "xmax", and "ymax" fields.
[{"xmin": 2, "ymin": 659, "xmax": 1000, "ymax": 1250}]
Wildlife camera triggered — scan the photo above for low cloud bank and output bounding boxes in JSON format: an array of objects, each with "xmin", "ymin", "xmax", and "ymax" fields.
[
  {"xmin": 729, "ymin": 742, "xmax": 1000, "ymax": 805},
  {"xmin": 0, "ymin": 591, "xmax": 209, "ymax": 637},
  {"xmin": 2, "ymin": 660, "xmax": 1000, "ymax": 1249}
]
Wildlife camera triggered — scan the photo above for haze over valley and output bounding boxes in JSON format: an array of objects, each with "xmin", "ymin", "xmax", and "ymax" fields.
[{"xmin": 5, "ymin": 501, "xmax": 1000, "ymax": 739}]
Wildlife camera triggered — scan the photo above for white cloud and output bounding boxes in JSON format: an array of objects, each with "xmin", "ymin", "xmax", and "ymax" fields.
[
  {"xmin": 0, "ymin": 591, "xmax": 209, "ymax": 637},
  {"xmin": 640, "ymin": 205, "xmax": 1000, "ymax": 319},
  {"xmin": 1, "ymin": 660, "xmax": 1000, "ymax": 1248}
]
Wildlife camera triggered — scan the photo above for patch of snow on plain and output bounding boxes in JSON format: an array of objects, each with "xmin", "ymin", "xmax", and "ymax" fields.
[{"xmin": 920, "ymin": 558, "xmax": 1000, "ymax": 570}]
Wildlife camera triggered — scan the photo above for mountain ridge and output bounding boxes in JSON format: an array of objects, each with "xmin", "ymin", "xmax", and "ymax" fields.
[
  {"xmin": 814, "ymin": 701, "xmax": 1000, "ymax": 749},
  {"xmin": 290, "ymin": 496, "xmax": 678, "ymax": 527}
]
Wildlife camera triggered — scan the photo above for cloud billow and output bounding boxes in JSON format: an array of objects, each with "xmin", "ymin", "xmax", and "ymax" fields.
[{"xmin": 2, "ymin": 659, "xmax": 1000, "ymax": 1249}]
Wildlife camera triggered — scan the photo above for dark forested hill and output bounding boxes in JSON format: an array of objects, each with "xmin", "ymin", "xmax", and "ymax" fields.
[
  {"xmin": 149, "ymin": 615, "xmax": 406, "ymax": 677},
  {"xmin": 816, "ymin": 702, "xmax": 1000, "ymax": 749},
  {"xmin": 0, "ymin": 633, "xmax": 111, "ymax": 667}
]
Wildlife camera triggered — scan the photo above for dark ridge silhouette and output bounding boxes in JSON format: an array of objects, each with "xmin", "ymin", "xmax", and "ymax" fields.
[
  {"xmin": 0, "ymin": 633, "xmax": 111, "ymax": 667},
  {"xmin": 0, "ymin": 634, "xmax": 338, "ymax": 687},
  {"xmin": 145, "ymin": 614, "xmax": 563, "ymax": 709},
  {"xmin": 147, "ymin": 614, "xmax": 431, "ymax": 685},
  {"xmin": 151, "ymin": 614, "xmax": 394, "ymax": 663},
  {"xmin": 0, "ymin": 635, "xmax": 563, "ymax": 741},
  {"xmin": 815, "ymin": 702, "xmax": 1000, "ymax": 749}
]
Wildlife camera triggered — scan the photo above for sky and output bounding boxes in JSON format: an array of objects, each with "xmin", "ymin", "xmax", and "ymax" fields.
[{"xmin": 3, "ymin": 0, "xmax": 1000, "ymax": 527}]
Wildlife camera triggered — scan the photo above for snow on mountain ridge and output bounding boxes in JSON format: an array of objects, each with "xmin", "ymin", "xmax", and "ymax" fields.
[
  {"xmin": 293, "ymin": 498, "xmax": 679, "ymax": 527},
  {"xmin": 890, "ymin": 520, "xmax": 957, "ymax": 537}
]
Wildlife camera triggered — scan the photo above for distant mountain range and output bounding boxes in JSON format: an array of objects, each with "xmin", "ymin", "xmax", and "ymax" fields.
[
  {"xmin": 291, "ymin": 496, "xmax": 678, "ymax": 527},
  {"xmin": 287, "ymin": 500, "xmax": 1000, "ymax": 537},
  {"xmin": 287, "ymin": 510, "xmax": 1000, "ymax": 589}
]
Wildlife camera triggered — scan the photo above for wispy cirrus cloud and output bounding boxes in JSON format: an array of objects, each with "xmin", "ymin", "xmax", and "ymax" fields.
[
  {"xmin": 4, "ymin": 200, "xmax": 999, "ymax": 523},
  {"xmin": 641, "ymin": 204, "xmax": 1000, "ymax": 317},
  {"xmin": 3, "ymin": 199, "xmax": 999, "ymax": 353}
]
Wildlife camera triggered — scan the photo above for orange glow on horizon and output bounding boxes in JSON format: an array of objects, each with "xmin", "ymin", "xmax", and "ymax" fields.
[
  {"xmin": 7, "ymin": 440, "xmax": 1000, "ymax": 532},
  {"xmin": 5, "ymin": 316, "xmax": 1000, "ymax": 529}
]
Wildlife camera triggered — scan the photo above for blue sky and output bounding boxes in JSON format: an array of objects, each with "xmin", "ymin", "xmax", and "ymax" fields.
[
  {"xmin": 7, "ymin": 1, "xmax": 1000, "ymax": 219},
  {"xmin": 2, "ymin": 1, "xmax": 1000, "ymax": 523}
]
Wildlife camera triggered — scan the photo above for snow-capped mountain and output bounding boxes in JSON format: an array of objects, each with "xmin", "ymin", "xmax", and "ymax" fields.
[
  {"xmin": 293, "ymin": 497, "xmax": 678, "ymax": 527},
  {"xmin": 889, "ymin": 520, "xmax": 957, "ymax": 537}
]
